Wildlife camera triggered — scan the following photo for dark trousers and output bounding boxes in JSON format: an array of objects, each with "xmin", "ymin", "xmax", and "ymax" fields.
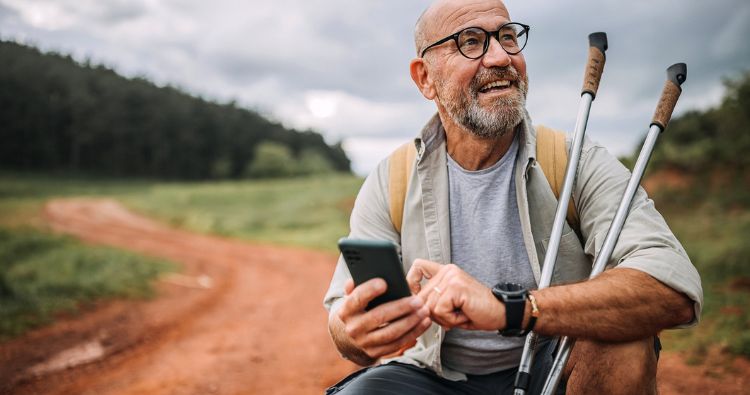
[
  {"xmin": 326, "ymin": 339, "xmax": 562, "ymax": 395},
  {"xmin": 326, "ymin": 337, "xmax": 661, "ymax": 395}
]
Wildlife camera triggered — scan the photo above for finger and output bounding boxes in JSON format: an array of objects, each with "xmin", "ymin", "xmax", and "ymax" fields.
[
  {"xmin": 432, "ymin": 306, "xmax": 469, "ymax": 329},
  {"xmin": 406, "ymin": 259, "xmax": 443, "ymax": 294},
  {"xmin": 368, "ymin": 316, "xmax": 432, "ymax": 358},
  {"xmin": 360, "ymin": 305, "xmax": 430, "ymax": 348},
  {"xmin": 344, "ymin": 279, "xmax": 354, "ymax": 295},
  {"xmin": 351, "ymin": 296, "xmax": 425, "ymax": 335},
  {"xmin": 405, "ymin": 263, "xmax": 425, "ymax": 294},
  {"xmin": 406, "ymin": 274, "xmax": 421, "ymax": 295},
  {"xmin": 416, "ymin": 264, "xmax": 455, "ymax": 301},
  {"xmin": 338, "ymin": 278, "xmax": 387, "ymax": 318},
  {"xmin": 419, "ymin": 275, "xmax": 449, "ymax": 309},
  {"xmin": 431, "ymin": 288, "xmax": 469, "ymax": 329},
  {"xmin": 422, "ymin": 282, "xmax": 442, "ymax": 311}
]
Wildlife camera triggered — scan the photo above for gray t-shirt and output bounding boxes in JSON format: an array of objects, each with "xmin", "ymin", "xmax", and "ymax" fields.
[{"xmin": 442, "ymin": 135, "xmax": 537, "ymax": 375}]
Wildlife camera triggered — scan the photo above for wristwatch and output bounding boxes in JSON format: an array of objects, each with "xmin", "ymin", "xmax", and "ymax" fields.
[{"xmin": 492, "ymin": 282, "xmax": 530, "ymax": 337}]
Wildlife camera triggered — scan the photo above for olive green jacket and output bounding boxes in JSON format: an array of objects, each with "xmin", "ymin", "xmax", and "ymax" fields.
[{"xmin": 324, "ymin": 113, "xmax": 703, "ymax": 381}]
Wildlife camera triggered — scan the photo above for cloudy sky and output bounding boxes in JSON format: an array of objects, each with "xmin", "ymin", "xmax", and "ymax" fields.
[{"xmin": 1, "ymin": 0, "xmax": 748, "ymax": 174}]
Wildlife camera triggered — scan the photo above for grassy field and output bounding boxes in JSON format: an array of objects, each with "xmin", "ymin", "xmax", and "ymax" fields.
[
  {"xmin": 0, "ymin": 174, "xmax": 177, "ymax": 339},
  {"xmin": 119, "ymin": 175, "xmax": 364, "ymax": 251},
  {"xmin": 1, "ymin": 172, "xmax": 748, "ymax": 361},
  {"xmin": 0, "ymin": 172, "xmax": 362, "ymax": 338},
  {"xmin": 0, "ymin": 172, "xmax": 364, "ymax": 250},
  {"xmin": 0, "ymin": 228, "xmax": 174, "ymax": 339},
  {"xmin": 656, "ymin": 197, "xmax": 750, "ymax": 361}
]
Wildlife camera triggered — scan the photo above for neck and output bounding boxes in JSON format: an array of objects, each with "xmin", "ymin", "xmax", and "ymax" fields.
[{"xmin": 440, "ymin": 114, "xmax": 518, "ymax": 171}]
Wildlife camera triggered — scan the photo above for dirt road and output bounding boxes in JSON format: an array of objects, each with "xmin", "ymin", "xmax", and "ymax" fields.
[
  {"xmin": 1, "ymin": 199, "xmax": 747, "ymax": 394},
  {"xmin": 1, "ymin": 199, "xmax": 357, "ymax": 394}
]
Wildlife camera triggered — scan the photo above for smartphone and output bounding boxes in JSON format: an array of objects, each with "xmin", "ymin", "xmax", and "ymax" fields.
[{"xmin": 338, "ymin": 238, "xmax": 412, "ymax": 310}]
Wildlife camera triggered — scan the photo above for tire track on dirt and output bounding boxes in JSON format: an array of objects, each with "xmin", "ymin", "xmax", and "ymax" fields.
[{"xmin": 1, "ymin": 198, "xmax": 356, "ymax": 394}]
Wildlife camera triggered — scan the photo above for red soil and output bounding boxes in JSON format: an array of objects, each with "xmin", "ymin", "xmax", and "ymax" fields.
[
  {"xmin": 1, "ymin": 199, "xmax": 357, "ymax": 394},
  {"xmin": 0, "ymin": 199, "xmax": 747, "ymax": 394}
]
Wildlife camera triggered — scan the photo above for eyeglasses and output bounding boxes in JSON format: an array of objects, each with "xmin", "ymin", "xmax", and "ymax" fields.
[{"xmin": 420, "ymin": 22, "xmax": 530, "ymax": 59}]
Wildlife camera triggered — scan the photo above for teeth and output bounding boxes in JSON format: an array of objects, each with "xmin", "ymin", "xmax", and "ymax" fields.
[{"xmin": 481, "ymin": 80, "xmax": 511, "ymax": 91}]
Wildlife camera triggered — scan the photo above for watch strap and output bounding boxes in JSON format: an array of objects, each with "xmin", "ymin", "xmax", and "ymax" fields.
[
  {"xmin": 493, "ymin": 282, "xmax": 527, "ymax": 337},
  {"xmin": 504, "ymin": 295, "xmax": 525, "ymax": 334},
  {"xmin": 519, "ymin": 315, "xmax": 536, "ymax": 336}
]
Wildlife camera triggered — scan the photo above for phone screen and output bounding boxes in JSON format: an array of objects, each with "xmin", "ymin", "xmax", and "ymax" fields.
[{"xmin": 338, "ymin": 238, "xmax": 412, "ymax": 310}]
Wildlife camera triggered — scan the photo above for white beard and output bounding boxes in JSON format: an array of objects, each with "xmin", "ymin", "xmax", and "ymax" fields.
[{"xmin": 439, "ymin": 66, "xmax": 529, "ymax": 139}]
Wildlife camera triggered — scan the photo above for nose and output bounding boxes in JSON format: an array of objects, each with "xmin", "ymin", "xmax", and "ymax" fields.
[{"xmin": 481, "ymin": 36, "xmax": 512, "ymax": 68}]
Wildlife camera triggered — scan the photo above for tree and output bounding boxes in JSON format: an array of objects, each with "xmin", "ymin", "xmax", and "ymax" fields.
[
  {"xmin": 244, "ymin": 142, "xmax": 297, "ymax": 178},
  {"xmin": 0, "ymin": 40, "xmax": 352, "ymax": 179},
  {"xmin": 297, "ymin": 148, "xmax": 335, "ymax": 175}
]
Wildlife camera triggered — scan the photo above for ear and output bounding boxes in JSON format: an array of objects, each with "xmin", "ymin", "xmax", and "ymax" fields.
[{"xmin": 410, "ymin": 58, "xmax": 437, "ymax": 100}]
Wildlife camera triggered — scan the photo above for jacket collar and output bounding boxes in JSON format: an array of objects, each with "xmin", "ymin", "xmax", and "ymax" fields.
[{"xmin": 414, "ymin": 111, "xmax": 538, "ymax": 173}]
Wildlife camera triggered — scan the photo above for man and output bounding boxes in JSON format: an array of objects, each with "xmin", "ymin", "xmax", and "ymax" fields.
[{"xmin": 323, "ymin": 0, "xmax": 703, "ymax": 393}]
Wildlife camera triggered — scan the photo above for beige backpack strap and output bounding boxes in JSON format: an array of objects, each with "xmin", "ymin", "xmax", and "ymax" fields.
[
  {"xmin": 387, "ymin": 130, "xmax": 580, "ymax": 234},
  {"xmin": 536, "ymin": 125, "xmax": 580, "ymax": 231},
  {"xmin": 388, "ymin": 142, "xmax": 417, "ymax": 234}
]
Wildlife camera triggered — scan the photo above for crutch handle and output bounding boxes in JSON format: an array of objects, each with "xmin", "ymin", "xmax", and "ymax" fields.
[
  {"xmin": 651, "ymin": 63, "xmax": 688, "ymax": 130},
  {"xmin": 581, "ymin": 32, "xmax": 608, "ymax": 98}
]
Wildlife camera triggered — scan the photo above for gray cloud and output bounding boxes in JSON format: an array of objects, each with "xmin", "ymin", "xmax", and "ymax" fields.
[
  {"xmin": 195, "ymin": 1, "xmax": 426, "ymax": 102},
  {"xmin": 1, "ymin": 0, "xmax": 748, "ymax": 173},
  {"xmin": 0, "ymin": 2, "xmax": 17, "ymax": 21},
  {"xmin": 513, "ymin": 0, "xmax": 750, "ymax": 156}
]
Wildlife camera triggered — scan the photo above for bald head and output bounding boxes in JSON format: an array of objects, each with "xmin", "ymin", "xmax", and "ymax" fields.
[{"xmin": 414, "ymin": 0, "xmax": 511, "ymax": 55}]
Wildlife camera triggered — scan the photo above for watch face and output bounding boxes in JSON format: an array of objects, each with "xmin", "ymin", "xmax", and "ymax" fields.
[{"xmin": 495, "ymin": 282, "xmax": 526, "ymax": 298}]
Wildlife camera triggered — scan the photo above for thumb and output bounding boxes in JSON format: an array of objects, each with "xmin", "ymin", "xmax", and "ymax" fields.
[{"xmin": 340, "ymin": 278, "xmax": 387, "ymax": 316}]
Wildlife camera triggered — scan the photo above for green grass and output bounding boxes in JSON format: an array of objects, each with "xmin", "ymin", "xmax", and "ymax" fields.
[
  {"xmin": 0, "ymin": 172, "xmax": 156, "ymax": 229},
  {"xmin": 0, "ymin": 172, "xmax": 362, "ymax": 339},
  {"xmin": 0, "ymin": 173, "xmax": 362, "ymax": 340},
  {"xmin": 0, "ymin": 172, "xmax": 364, "ymax": 251},
  {"xmin": 119, "ymin": 174, "xmax": 364, "ymax": 251},
  {"xmin": 0, "ymin": 173, "xmax": 175, "ymax": 339},
  {"xmin": 0, "ymin": 227, "xmax": 174, "ymax": 339},
  {"xmin": 655, "ymin": 195, "xmax": 750, "ymax": 359}
]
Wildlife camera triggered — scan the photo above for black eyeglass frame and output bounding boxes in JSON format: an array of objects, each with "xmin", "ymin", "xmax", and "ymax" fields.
[{"xmin": 420, "ymin": 22, "xmax": 531, "ymax": 59}]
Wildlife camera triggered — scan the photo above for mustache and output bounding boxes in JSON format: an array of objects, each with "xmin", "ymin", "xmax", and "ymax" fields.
[{"xmin": 471, "ymin": 66, "xmax": 521, "ymax": 92}]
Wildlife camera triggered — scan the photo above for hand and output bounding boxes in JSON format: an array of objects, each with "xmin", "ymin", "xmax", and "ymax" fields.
[
  {"xmin": 336, "ymin": 278, "xmax": 432, "ymax": 360},
  {"xmin": 406, "ymin": 259, "xmax": 505, "ymax": 331}
]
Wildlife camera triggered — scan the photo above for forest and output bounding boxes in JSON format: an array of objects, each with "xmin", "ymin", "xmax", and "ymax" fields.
[{"xmin": 0, "ymin": 40, "xmax": 351, "ymax": 180}]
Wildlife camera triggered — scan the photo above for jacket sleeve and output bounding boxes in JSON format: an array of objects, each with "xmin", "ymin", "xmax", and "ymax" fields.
[
  {"xmin": 573, "ymin": 138, "xmax": 703, "ymax": 327},
  {"xmin": 323, "ymin": 158, "xmax": 401, "ymax": 317}
]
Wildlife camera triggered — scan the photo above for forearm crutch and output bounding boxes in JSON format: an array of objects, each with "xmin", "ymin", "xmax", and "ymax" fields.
[
  {"xmin": 513, "ymin": 32, "xmax": 608, "ymax": 395},
  {"xmin": 540, "ymin": 63, "xmax": 688, "ymax": 395}
]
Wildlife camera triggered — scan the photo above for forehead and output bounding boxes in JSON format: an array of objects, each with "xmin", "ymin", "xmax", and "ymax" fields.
[{"xmin": 430, "ymin": 0, "xmax": 511, "ymax": 37}]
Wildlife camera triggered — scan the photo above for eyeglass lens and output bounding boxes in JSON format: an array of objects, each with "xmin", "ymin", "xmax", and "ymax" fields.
[{"xmin": 457, "ymin": 23, "xmax": 527, "ymax": 59}]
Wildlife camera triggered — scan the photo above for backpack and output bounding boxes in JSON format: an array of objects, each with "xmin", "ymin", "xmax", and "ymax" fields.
[{"xmin": 387, "ymin": 125, "xmax": 579, "ymax": 234}]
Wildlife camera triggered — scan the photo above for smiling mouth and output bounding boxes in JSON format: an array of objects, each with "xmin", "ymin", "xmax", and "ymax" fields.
[{"xmin": 479, "ymin": 80, "xmax": 513, "ymax": 94}]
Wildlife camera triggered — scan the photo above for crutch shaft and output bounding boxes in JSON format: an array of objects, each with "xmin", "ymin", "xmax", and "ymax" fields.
[
  {"xmin": 514, "ymin": 83, "xmax": 592, "ymax": 395},
  {"xmin": 514, "ymin": 32, "xmax": 608, "ymax": 395},
  {"xmin": 540, "ymin": 63, "xmax": 687, "ymax": 395},
  {"xmin": 538, "ymin": 92, "xmax": 592, "ymax": 288},
  {"xmin": 541, "ymin": 336, "xmax": 574, "ymax": 394},
  {"xmin": 540, "ymin": 124, "xmax": 661, "ymax": 395}
]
